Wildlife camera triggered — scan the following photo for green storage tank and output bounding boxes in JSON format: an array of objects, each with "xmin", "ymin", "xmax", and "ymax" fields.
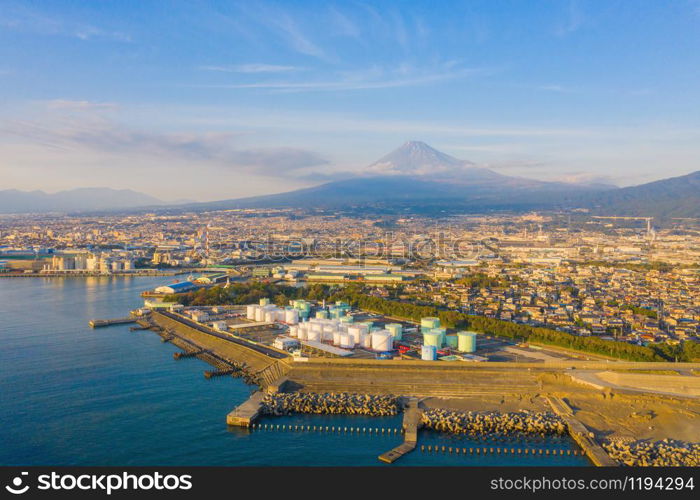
[
  {"xmin": 386, "ymin": 323, "xmax": 402, "ymax": 341},
  {"xmin": 421, "ymin": 317, "xmax": 440, "ymax": 332},
  {"xmin": 315, "ymin": 310, "xmax": 328, "ymax": 319},
  {"xmin": 423, "ymin": 331, "xmax": 443, "ymax": 348},
  {"xmin": 430, "ymin": 327, "xmax": 447, "ymax": 346},
  {"xmin": 445, "ymin": 334, "xmax": 458, "ymax": 348},
  {"xmin": 458, "ymin": 331, "xmax": 477, "ymax": 353}
]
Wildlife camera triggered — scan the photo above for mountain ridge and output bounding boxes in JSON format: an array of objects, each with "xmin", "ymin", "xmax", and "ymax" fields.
[{"xmin": 0, "ymin": 187, "xmax": 163, "ymax": 213}]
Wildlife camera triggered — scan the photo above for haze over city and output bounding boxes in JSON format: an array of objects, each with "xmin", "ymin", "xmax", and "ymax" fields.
[{"xmin": 2, "ymin": 0, "xmax": 700, "ymax": 201}]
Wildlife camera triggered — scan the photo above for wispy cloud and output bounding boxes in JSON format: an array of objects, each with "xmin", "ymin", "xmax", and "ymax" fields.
[
  {"xmin": 0, "ymin": 3, "xmax": 131, "ymax": 42},
  {"xmin": 1, "ymin": 107, "xmax": 328, "ymax": 177},
  {"xmin": 194, "ymin": 64, "xmax": 491, "ymax": 93},
  {"xmin": 44, "ymin": 100, "xmax": 119, "ymax": 111},
  {"xmin": 199, "ymin": 63, "xmax": 301, "ymax": 74},
  {"xmin": 555, "ymin": 0, "xmax": 585, "ymax": 36}
]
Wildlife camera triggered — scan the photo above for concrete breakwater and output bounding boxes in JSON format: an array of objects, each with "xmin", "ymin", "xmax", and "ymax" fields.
[
  {"xmin": 421, "ymin": 408, "xmax": 566, "ymax": 437},
  {"xmin": 602, "ymin": 439, "xmax": 700, "ymax": 466},
  {"xmin": 260, "ymin": 392, "xmax": 401, "ymax": 417}
]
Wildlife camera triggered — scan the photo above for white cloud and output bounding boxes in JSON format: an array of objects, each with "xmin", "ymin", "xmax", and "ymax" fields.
[
  {"xmin": 199, "ymin": 64, "xmax": 301, "ymax": 73},
  {"xmin": 193, "ymin": 64, "xmax": 491, "ymax": 93}
]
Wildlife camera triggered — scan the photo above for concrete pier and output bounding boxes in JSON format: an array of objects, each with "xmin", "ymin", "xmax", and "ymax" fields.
[
  {"xmin": 89, "ymin": 317, "xmax": 137, "ymax": 328},
  {"xmin": 378, "ymin": 397, "xmax": 422, "ymax": 464},
  {"xmin": 227, "ymin": 392, "xmax": 265, "ymax": 427},
  {"xmin": 548, "ymin": 396, "xmax": 617, "ymax": 466}
]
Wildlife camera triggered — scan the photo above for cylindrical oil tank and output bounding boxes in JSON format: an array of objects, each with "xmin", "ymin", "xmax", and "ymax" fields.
[
  {"xmin": 322, "ymin": 327, "xmax": 335, "ymax": 342},
  {"xmin": 371, "ymin": 331, "xmax": 393, "ymax": 351},
  {"xmin": 332, "ymin": 331, "xmax": 341, "ymax": 345},
  {"xmin": 307, "ymin": 329, "xmax": 321, "ymax": 342},
  {"xmin": 246, "ymin": 305, "xmax": 257, "ymax": 320},
  {"xmin": 431, "ymin": 327, "xmax": 447, "ymax": 345},
  {"xmin": 361, "ymin": 332, "xmax": 371, "ymax": 348},
  {"xmin": 421, "ymin": 345, "xmax": 437, "ymax": 361},
  {"xmin": 386, "ymin": 323, "xmax": 402, "ymax": 340},
  {"xmin": 310, "ymin": 322, "xmax": 323, "ymax": 333},
  {"xmin": 339, "ymin": 333, "xmax": 352, "ymax": 348},
  {"xmin": 297, "ymin": 328, "xmax": 308, "ymax": 341},
  {"xmin": 254, "ymin": 308, "xmax": 264, "ymax": 322},
  {"xmin": 284, "ymin": 308, "xmax": 299, "ymax": 324},
  {"xmin": 445, "ymin": 334, "xmax": 458, "ymax": 348},
  {"xmin": 423, "ymin": 332, "xmax": 443, "ymax": 348},
  {"xmin": 264, "ymin": 311, "xmax": 275, "ymax": 323},
  {"xmin": 347, "ymin": 326, "xmax": 363, "ymax": 339},
  {"xmin": 458, "ymin": 331, "xmax": 477, "ymax": 353},
  {"xmin": 288, "ymin": 325, "xmax": 298, "ymax": 338},
  {"xmin": 348, "ymin": 329, "xmax": 361, "ymax": 346},
  {"xmin": 421, "ymin": 317, "xmax": 440, "ymax": 332},
  {"xmin": 259, "ymin": 298, "xmax": 270, "ymax": 306}
]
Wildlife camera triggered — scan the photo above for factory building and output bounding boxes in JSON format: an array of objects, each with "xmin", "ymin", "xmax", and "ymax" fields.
[{"xmin": 154, "ymin": 281, "xmax": 198, "ymax": 294}]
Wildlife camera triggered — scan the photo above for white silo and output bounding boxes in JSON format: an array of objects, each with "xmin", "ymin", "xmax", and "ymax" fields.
[
  {"xmin": 421, "ymin": 345, "xmax": 437, "ymax": 361},
  {"xmin": 254, "ymin": 307, "xmax": 264, "ymax": 322},
  {"xmin": 371, "ymin": 330, "xmax": 393, "ymax": 351},
  {"xmin": 361, "ymin": 332, "xmax": 372, "ymax": 349},
  {"xmin": 339, "ymin": 333, "xmax": 353, "ymax": 348},
  {"xmin": 285, "ymin": 308, "xmax": 299, "ymax": 324},
  {"xmin": 288, "ymin": 325, "xmax": 298, "ymax": 338},
  {"xmin": 246, "ymin": 305, "xmax": 257, "ymax": 320},
  {"xmin": 332, "ymin": 331, "xmax": 341, "ymax": 345}
]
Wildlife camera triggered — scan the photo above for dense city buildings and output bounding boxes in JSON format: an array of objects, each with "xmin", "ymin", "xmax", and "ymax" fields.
[{"xmin": 2, "ymin": 210, "xmax": 698, "ymax": 355}]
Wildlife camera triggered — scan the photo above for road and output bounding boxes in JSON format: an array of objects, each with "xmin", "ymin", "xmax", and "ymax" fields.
[{"xmin": 157, "ymin": 310, "xmax": 288, "ymax": 359}]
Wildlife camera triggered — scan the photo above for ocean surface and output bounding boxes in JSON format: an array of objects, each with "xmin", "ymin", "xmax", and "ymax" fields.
[{"xmin": 0, "ymin": 277, "xmax": 589, "ymax": 466}]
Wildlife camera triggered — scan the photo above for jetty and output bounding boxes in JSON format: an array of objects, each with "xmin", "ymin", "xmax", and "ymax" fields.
[
  {"xmin": 547, "ymin": 396, "xmax": 617, "ymax": 466},
  {"xmin": 378, "ymin": 397, "xmax": 422, "ymax": 464},
  {"xmin": 89, "ymin": 317, "xmax": 136, "ymax": 328},
  {"xmin": 227, "ymin": 392, "xmax": 265, "ymax": 427}
]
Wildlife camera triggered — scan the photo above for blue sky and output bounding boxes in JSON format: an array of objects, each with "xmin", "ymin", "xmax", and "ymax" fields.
[{"xmin": 1, "ymin": 0, "xmax": 699, "ymax": 201}]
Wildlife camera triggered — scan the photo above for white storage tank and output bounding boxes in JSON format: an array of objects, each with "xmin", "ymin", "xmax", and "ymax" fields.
[
  {"xmin": 284, "ymin": 308, "xmax": 299, "ymax": 324},
  {"xmin": 246, "ymin": 305, "xmax": 257, "ymax": 320},
  {"xmin": 297, "ymin": 328, "xmax": 308, "ymax": 341},
  {"xmin": 288, "ymin": 325, "xmax": 298, "ymax": 338},
  {"xmin": 307, "ymin": 329, "xmax": 321, "ymax": 342},
  {"xmin": 371, "ymin": 330, "xmax": 393, "ymax": 351},
  {"xmin": 348, "ymin": 329, "xmax": 361, "ymax": 346},
  {"xmin": 264, "ymin": 311, "xmax": 275, "ymax": 323},
  {"xmin": 358, "ymin": 332, "xmax": 369, "ymax": 349},
  {"xmin": 458, "ymin": 331, "xmax": 477, "ymax": 353},
  {"xmin": 254, "ymin": 308, "xmax": 264, "ymax": 322},
  {"xmin": 339, "ymin": 333, "xmax": 353, "ymax": 348},
  {"xmin": 332, "ymin": 331, "xmax": 341, "ymax": 345},
  {"xmin": 347, "ymin": 325, "xmax": 363, "ymax": 339},
  {"xmin": 421, "ymin": 345, "xmax": 437, "ymax": 361}
]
